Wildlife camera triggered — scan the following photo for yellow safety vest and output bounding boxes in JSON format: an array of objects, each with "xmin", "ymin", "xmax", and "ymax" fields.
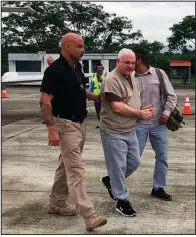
[{"xmin": 92, "ymin": 72, "xmax": 107, "ymax": 95}]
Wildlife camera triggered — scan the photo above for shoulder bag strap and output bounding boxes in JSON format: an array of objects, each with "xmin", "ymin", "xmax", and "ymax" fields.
[{"xmin": 155, "ymin": 68, "xmax": 167, "ymax": 103}]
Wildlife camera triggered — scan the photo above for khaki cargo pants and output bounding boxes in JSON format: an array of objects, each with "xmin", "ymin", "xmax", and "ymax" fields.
[{"xmin": 50, "ymin": 117, "xmax": 95, "ymax": 218}]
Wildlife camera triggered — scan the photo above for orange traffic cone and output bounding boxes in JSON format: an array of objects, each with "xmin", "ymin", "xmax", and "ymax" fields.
[
  {"xmin": 183, "ymin": 94, "xmax": 193, "ymax": 115},
  {"xmin": 2, "ymin": 90, "xmax": 9, "ymax": 98}
]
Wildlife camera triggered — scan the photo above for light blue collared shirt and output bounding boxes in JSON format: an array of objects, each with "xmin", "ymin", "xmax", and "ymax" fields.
[{"xmin": 135, "ymin": 66, "xmax": 177, "ymax": 124}]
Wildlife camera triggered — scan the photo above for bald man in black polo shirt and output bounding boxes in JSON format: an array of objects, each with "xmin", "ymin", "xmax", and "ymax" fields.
[
  {"xmin": 40, "ymin": 33, "xmax": 107, "ymax": 231},
  {"xmin": 42, "ymin": 56, "xmax": 55, "ymax": 124}
]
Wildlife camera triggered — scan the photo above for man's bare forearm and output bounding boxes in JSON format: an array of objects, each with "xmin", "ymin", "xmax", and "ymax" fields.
[
  {"xmin": 112, "ymin": 101, "xmax": 141, "ymax": 118},
  {"xmin": 112, "ymin": 101, "xmax": 154, "ymax": 120},
  {"xmin": 86, "ymin": 89, "xmax": 100, "ymax": 101},
  {"xmin": 40, "ymin": 102, "xmax": 55, "ymax": 128}
]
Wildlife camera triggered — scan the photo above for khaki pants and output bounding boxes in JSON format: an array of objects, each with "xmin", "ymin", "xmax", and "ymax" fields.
[{"xmin": 50, "ymin": 117, "xmax": 95, "ymax": 218}]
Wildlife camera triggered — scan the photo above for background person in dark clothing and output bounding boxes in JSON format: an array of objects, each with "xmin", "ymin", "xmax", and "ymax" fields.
[{"xmin": 47, "ymin": 56, "xmax": 54, "ymax": 66}]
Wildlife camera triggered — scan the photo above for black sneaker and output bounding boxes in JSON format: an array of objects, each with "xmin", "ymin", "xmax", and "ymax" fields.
[
  {"xmin": 151, "ymin": 188, "xmax": 172, "ymax": 201},
  {"xmin": 116, "ymin": 199, "xmax": 136, "ymax": 217},
  {"xmin": 101, "ymin": 176, "xmax": 116, "ymax": 200}
]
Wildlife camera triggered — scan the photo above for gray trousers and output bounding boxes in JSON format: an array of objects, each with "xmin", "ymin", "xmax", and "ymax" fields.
[{"xmin": 100, "ymin": 129, "xmax": 141, "ymax": 200}]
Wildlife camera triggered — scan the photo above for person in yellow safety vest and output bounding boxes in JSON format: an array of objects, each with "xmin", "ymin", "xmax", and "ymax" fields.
[{"xmin": 89, "ymin": 63, "xmax": 107, "ymax": 128}]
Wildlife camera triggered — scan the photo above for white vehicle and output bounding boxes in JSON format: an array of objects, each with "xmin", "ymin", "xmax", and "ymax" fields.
[
  {"xmin": 2, "ymin": 53, "xmax": 117, "ymax": 86},
  {"xmin": 2, "ymin": 6, "xmax": 35, "ymax": 12},
  {"xmin": 2, "ymin": 72, "xmax": 94, "ymax": 86},
  {"xmin": 2, "ymin": 72, "xmax": 43, "ymax": 85}
]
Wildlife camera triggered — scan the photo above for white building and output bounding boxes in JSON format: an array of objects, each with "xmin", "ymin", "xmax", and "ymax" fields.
[{"xmin": 8, "ymin": 53, "xmax": 118, "ymax": 76}]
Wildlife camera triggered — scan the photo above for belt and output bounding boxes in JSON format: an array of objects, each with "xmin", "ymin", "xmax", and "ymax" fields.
[{"xmin": 53, "ymin": 113, "xmax": 87, "ymax": 123}]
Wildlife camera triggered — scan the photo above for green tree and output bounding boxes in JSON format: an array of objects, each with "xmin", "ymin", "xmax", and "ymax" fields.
[
  {"xmin": 167, "ymin": 15, "xmax": 195, "ymax": 51},
  {"xmin": 1, "ymin": 1, "xmax": 144, "ymax": 74},
  {"xmin": 2, "ymin": 1, "xmax": 142, "ymax": 53},
  {"xmin": 131, "ymin": 40, "xmax": 164, "ymax": 54},
  {"xmin": 150, "ymin": 41, "xmax": 164, "ymax": 54}
]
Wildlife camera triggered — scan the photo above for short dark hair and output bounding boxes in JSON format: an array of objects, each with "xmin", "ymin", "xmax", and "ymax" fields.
[
  {"xmin": 133, "ymin": 47, "xmax": 150, "ymax": 65},
  {"xmin": 96, "ymin": 63, "xmax": 103, "ymax": 68}
]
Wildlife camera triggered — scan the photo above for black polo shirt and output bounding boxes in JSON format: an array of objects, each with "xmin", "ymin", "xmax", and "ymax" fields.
[{"xmin": 40, "ymin": 54, "xmax": 87, "ymax": 122}]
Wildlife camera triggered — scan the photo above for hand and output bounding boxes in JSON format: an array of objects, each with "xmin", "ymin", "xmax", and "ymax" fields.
[
  {"xmin": 48, "ymin": 129, "xmax": 60, "ymax": 146},
  {"xmin": 142, "ymin": 104, "xmax": 154, "ymax": 112},
  {"xmin": 159, "ymin": 114, "xmax": 168, "ymax": 124},
  {"xmin": 140, "ymin": 108, "xmax": 154, "ymax": 120},
  {"xmin": 98, "ymin": 76, "xmax": 103, "ymax": 82}
]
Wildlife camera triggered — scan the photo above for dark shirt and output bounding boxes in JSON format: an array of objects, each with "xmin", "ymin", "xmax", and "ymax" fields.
[{"xmin": 40, "ymin": 54, "xmax": 87, "ymax": 123}]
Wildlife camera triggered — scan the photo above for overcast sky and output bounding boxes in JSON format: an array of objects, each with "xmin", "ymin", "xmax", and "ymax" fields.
[{"xmin": 94, "ymin": 2, "xmax": 195, "ymax": 45}]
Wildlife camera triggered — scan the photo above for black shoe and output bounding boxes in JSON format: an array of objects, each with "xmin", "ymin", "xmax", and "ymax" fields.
[
  {"xmin": 151, "ymin": 188, "xmax": 172, "ymax": 201},
  {"xmin": 42, "ymin": 121, "xmax": 45, "ymax": 124},
  {"xmin": 101, "ymin": 176, "xmax": 116, "ymax": 200},
  {"xmin": 96, "ymin": 125, "xmax": 100, "ymax": 129},
  {"xmin": 116, "ymin": 199, "xmax": 136, "ymax": 217}
]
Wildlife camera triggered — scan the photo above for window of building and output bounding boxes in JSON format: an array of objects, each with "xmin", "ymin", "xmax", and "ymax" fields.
[
  {"xmin": 109, "ymin": 59, "xmax": 116, "ymax": 71},
  {"xmin": 82, "ymin": 60, "xmax": 89, "ymax": 73},
  {"xmin": 172, "ymin": 69, "xmax": 177, "ymax": 76},
  {"xmin": 16, "ymin": 61, "xmax": 41, "ymax": 72},
  {"xmin": 91, "ymin": 60, "xmax": 101, "ymax": 73}
]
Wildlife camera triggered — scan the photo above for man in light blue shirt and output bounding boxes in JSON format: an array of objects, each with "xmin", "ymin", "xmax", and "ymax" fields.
[{"xmin": 134, "ymin": 48, "xmax": 177, "ymax": 201}]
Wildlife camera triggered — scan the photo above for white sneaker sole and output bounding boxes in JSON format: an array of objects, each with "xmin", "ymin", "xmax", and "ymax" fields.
[{"xmin": 116, "ymin": 208, "xmax": 136, "ymax": 217}]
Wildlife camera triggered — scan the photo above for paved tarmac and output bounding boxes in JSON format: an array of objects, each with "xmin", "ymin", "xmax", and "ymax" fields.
[{"xmin": 2, "ymin": 86, "xmax": 195, "ymax": 234}]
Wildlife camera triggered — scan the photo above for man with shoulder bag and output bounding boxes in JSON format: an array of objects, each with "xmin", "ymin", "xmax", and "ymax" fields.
[
  {"xmin": 134, "ymin": 47, "xmax": 178, "ymax": 201},
  {"xmin": 155, "ymin": 68, "xmax": 185, "ymax": 132}
]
